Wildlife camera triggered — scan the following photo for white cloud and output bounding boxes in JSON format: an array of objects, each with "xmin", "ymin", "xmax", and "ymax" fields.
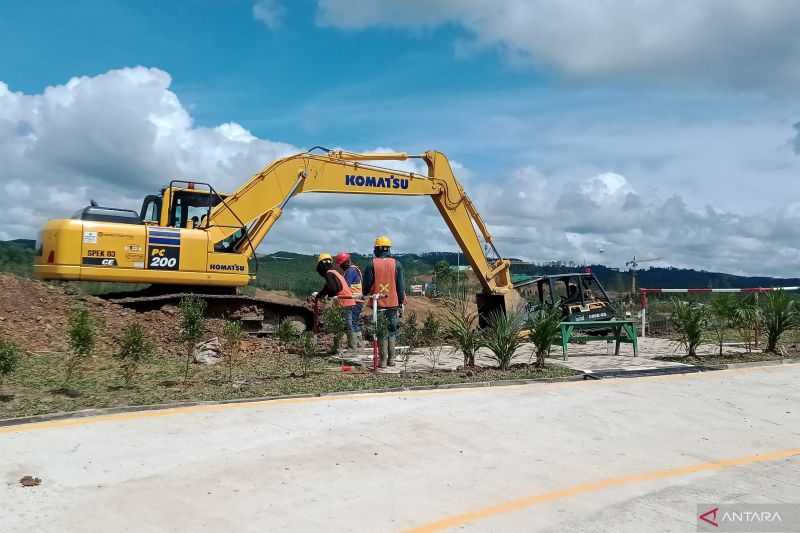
[
  {"xmin": 0, "ymin": 67, "xmax": 296, "ymax": 241},
  {"xmin": 0, "ymin": 68, "xmax": 456, "ymax": 259},
  {"xmin": 2, "ymin": 67, "xmax": 800, "ymax": 278},
  {"xmin": 253, "ymin": 0, "xmax": 284, "ymax": 29},
  {"xmin": 473, "ymin": 167, "xmax": 800, "ymax": 277},
  {"xmin": 316, "ymin": 0, "xmax": 800, "ymax": 87}
]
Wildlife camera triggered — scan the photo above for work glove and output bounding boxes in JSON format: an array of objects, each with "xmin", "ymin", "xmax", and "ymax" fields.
[{"xmin": 399, "ymin": 304, "xmax": 405, "ymax": 318}]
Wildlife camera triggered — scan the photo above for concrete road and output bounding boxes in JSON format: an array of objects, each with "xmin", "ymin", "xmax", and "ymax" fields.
[{"xmin": 2, "ymin": 365, "xmax": 799, "ymax": 533}]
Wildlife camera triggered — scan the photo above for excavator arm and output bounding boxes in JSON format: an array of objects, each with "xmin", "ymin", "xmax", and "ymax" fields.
[{"xmin": 205, "ymin": 149, "xmax": 513, "ymax": 296}]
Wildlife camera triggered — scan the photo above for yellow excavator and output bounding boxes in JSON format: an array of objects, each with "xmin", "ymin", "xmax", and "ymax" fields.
[{"xmin": 35, "ymin": 148, "xmax": 518, "ymax": 329}]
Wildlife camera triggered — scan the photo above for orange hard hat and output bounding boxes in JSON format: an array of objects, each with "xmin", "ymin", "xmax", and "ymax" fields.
[{"xmin": 334, "ymin": 252, "xmax": 350, "ymax": 266}]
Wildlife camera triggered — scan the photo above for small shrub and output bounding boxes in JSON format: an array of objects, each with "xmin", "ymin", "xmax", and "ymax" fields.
[
  {"xmin": 527, "ymin": 305, "xmax": 562, "ymax": 369},
  {"xmin": 761, "ymin": 290, "xmax": 798, "ymax": 353},
  {"xmin": 444, "ymin": 293, "xmax": 482, "ymax": 368},
  {"xmin": 114, "ymin": 323, "xmax": 154, "ymax": 386},
  {"xmin": 433, "ymin": 260, "xmax": 455, "ymax": 296},
  {"xmin": 222, "ymin": 320, "xmax": 243, "ymax": 383},
  {"xmin": 708, "ymin": 294, "xmax": 736, "ymax": 356},
  {"xmin": 400, "ymin": 311, "xmax": 420, "ymax": 347},
  {"xmin": 399, "ymin": 312, "xmax": 420, "ymax": 374},
  {"xmin": 0, "ymin": 339, "xmax": 21, "ymax": 391},
  {"xmin": 179, "ymin": 295, "xmax": 206, "ymax": 385},
  {"xmin": 482, "ymin": 310, "xmax": 525, "ymax": 370},
  {"xmin": 364, "ymin": 311, "xmax": 389, "ymax": 343},
  {"xmin": 276, "ymin": 319, "xmax": 299, "ymax": 344},
  {"xmin": 671, "ymin": 299, "xmax": 708, "ymax": 357},
  {"xmin": 298, "ymin": 332, "xmax": 317, "ymax": 377},
  {"xmin": 732, "ymin": 299, "xmax": 761, "ymax": 352},
  {"xmin": 421, "ymin": 313, "xmax": 445, "ymax": 371},
  {"xmin": 322, "ymin": 305, "xmax": 348, "ymax": 354},
  {"xmin": 66, "ymin": 307, "xmax": 96, "ymax": 385}
]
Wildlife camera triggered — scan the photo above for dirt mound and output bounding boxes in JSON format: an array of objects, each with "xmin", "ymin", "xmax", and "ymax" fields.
[
  {"xmin": 0, "ymin": 274, "xmax": 280, "ymax": 357},
  {"xmin": 253, "ymin": 287, "xmax": 453, "ymax": 321},
  {"xmin": 403, "ymin": 295, "xmax": 473, "ymax": 321},
  {"xmin": 0, "ymin": 273, "xmax": 456, "ymax": 357},
  {"xmin": 253, "ymin": 289, "xmax": 307, "ymax": 307}
]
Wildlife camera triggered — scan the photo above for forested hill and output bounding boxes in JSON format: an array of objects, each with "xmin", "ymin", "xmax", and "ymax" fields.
[
  {"xmin": 0, "ymin": 239, "xmax": 36, "ymax": 276},
  {"xmin": 1, "ymin": 241, "xmax": 798, "ymax": 293},
  {"xmin": 506, "ymin": 262, "xmax": 800, "ymax": 292},
  {"xmin": 262, "ymin": 251, "xmax": 800, "ymax": 293}
]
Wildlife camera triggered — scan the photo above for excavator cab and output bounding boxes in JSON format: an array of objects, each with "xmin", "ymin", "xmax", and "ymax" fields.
[
  {"xmin": 69, "ymin": 181, "xmax": 225, "ymax": 230},
  {"xmin": 140, "ymin": 181, "xmax": 225, "ymax": 229},
  {"xmin": 139, "ymin": 182, "xmax": 247, "ymax": 252}
]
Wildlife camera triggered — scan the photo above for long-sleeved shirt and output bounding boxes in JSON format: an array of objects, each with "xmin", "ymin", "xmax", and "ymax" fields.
[{"xmin": 363, "ymin": 256, "xmax": 405, "ymax": 306}]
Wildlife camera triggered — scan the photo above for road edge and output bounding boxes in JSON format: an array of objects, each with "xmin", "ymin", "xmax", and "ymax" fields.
[
  {"xmin": 0, "ymin": 374, "xmax": 585, "ymax": 427},
  {"xmin": 5, "ymin": 359, "xmax": 797, "ymax": 428}
]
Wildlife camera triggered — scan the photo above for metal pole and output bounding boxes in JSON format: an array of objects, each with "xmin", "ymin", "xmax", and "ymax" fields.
[
  {"xmin": 641, "ymin": 305, "xmax": 646, "ymax": 338},
  {"xmin": 640, "ymin": 290, "xmax": 647, "ymax": 338},
  {"xmin": 754, "ymin": 292, "xmax": 759, "ymax": 349},
  {"xmin": 372, "ymin": 295, "xmax": 379, "ymax": 371},
  {"xmin": 457, "ymin": 252, "xmax": 460, "ymax": 293}
]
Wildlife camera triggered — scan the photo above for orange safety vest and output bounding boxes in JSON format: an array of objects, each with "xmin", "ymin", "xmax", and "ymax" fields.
[
  {"xmin": 347, "ymin": 265, "xmax": 363, "ymax": 296},
  {"xmin": 329, "ymin": 269, "xmax": 355, "ymax": 308},
  {"xmin": 371, "ymin": 257, "xmax": 399, "ymax": 308}
]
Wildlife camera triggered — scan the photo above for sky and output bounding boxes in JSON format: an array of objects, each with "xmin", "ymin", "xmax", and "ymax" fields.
[{"xmin": 2, "ymin": 0, "xmax": 800, "ymax": 276}]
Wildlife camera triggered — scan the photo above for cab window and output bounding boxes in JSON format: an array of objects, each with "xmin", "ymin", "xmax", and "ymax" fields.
[
  {"xmin": 215, "ymin": 228, "xmax": 245, "ymax": 253},
  {"xmin": 141, "ymin": 197, "xmax": 161, "ymax": 223},
  {"xmin": 170, "ymin": 191, "xmax": 214, "ymax": 229}
]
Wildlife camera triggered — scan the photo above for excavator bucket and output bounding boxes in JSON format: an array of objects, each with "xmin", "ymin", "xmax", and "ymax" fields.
[{"xmin": 476, "ymin": 289, "xmax": 526, "ymax": 327}]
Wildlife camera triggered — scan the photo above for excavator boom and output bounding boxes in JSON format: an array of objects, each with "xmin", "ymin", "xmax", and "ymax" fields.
[{"xmin": 204, "ymin": 149, "xmax": 512, "ymax": 295}]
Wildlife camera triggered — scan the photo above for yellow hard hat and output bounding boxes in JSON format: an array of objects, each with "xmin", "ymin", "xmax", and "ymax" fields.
[
  {"xmin": 374, "ymin": 235, "xmax": 392, "ymax": 247},
  {"xmin": 317, "ymin": 253, "xmax": 332, "ymax": 264}
]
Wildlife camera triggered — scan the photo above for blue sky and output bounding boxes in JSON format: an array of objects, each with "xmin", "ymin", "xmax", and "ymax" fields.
[
  {"xmin": 3, "ymin": 1, "xmax": 800, "ymax": 276},
  {"xmin": 1, "ymin": 0, "xmax": 534, "ymax": 150}
]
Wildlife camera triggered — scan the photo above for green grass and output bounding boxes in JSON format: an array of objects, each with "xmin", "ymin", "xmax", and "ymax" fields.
[{"xmin": 0, "ymin": 348, "xmax": 578, "ymax": 419}]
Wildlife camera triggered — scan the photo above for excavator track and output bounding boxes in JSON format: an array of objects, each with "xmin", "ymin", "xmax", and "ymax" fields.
[{"xmin": 101, "ymin": 288, "xmax": 314, "ymax": 335}]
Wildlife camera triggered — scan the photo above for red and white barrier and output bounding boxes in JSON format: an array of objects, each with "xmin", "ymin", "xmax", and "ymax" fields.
[{"xmin": 638, "ymin": 286, "xmax": 800, "ymax": 337}]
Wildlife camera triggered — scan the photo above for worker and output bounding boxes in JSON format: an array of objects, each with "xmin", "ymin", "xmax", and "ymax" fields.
[
  {"xmin": 334, "ymin": 252, "xmax": 363, "ymax": 350},
  {"xmin": 363, "ymin": 236, "xmax": 405, "ymax": 367},
  {"xmin": 313, "ymin": 254, "xmax": 356, "ymax": 342}
]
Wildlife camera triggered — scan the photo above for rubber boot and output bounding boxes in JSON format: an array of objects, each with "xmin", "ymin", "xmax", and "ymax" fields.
[
  {"xmin": 379, "ymin": 338, "xmax": 388, "ymax": 368},
  {"xmin": 347, "ymin": 331, "xmax": 357, "ymax": 350},
  {"xmin": 387, "ymin": 338, "xmax": 396, "ymax": 366},
  {"xmin": 355, "ymin": 331, "xmax": 364, "ymax": 349}
]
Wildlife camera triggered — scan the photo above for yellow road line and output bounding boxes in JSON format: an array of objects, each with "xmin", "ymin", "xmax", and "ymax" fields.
[
  {"xmin": 1, "ymin": 363, "xmax": 795, "ymax": 435},
  {"xmin": 403, "ymin": 448, "xmax": 800, "ymax": 533}
]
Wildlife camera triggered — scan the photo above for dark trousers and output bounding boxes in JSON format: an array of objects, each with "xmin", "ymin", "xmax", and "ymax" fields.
[{"xmin": 346, "ymin": 303, "xmax": 363, "ymax": 333}]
